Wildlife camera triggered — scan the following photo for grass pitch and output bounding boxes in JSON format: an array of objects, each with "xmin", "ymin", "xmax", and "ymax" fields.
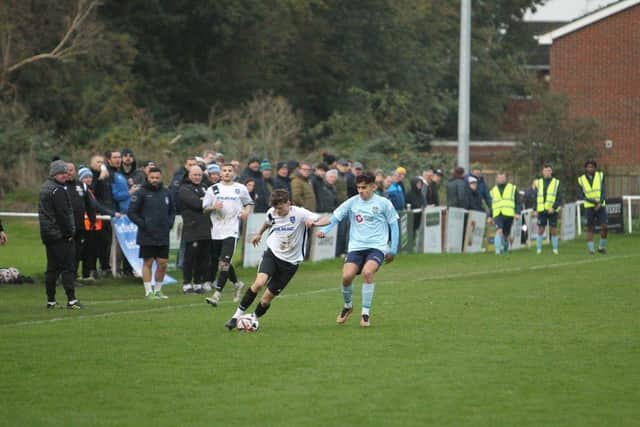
[{"xmin": 0, "ymin": 218, "xmax": 639, "ymax": 426}]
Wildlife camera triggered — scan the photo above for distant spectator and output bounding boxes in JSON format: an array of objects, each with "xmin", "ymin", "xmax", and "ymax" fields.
[
  {"xmin": 405, "ymin": 176, "xmax": 426, "ymax": 232},
  {"xmin": 465, "ymin": 164, "xmax": 491, "ymax": 212},
  {"xmin": 106, "ymin": 150, "xmax": 130, "ymax": 214},
  {"xmin": 202, "ymin": 150, "xmax": 217, "ymax": 165},
  {"xmin": 464, "ymin": 176, "xmax": 484, "ymax": 212},
  {"xmin": 66, "ymin": 163, "xmax": 96, "ymax": 283},
  {"xmin": 387, "ymin": 170, "xmax": 406, "ymax": 211},
  {"xmin": 447, "ymin": 167, "xmax": 466, "ymax": 208},
  {"xmin": 291, "ymin": 161, "xmax": 317, "ymax": 211},
  {"xmin": 89, "ymin": 154, "xmax": 115, "ymax": 275},
  {"xmin": 395, "ymin": 166, "xmax": 407, "ymax": 196},
  {"xmin": 426, "ymin": 169, "xmax": 443, "ymax": 206},
  {"xmin": 120, "ymin": 148, "xmax": 145, "ymax": 190},
  {"xmin": 272, "ymin": 162, "xmax": 292, "ymax": 196},
  {"xmin": 244, "ymin": 177, "xmax": 257, "ymax": 203},
  {"xmin": 239, "ymin": 157, "xmax": 269, "ymax": 213},
  {"xmin": 170, "ymin": 157, "xmax": 198, "ymax": 214},
  {"xmin": 261, "ymin": 160, "xmax": 273, "ymax": 195},
  {"xmin": 522, "ymin": 178, "xmax": 537, "ymax": 210},
  {"xmin": 337, "ymin": 159, "xmax": 356, "ymax": 197},
  {"xmin": 311, "ymin": 162, "xmax": 328, "ymax": 208},
  {"xmin": 133, "ymin": 160, "xmax": 156, "ymax": 186},
  {"xmin": 316, "ymin": 168, "xmax": 339, "ymax": 213}
]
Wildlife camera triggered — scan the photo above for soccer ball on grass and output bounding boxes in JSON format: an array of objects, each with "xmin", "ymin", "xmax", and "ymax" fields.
[{"xmin": 236, "ymin": 314, "xmax": 259, "ymax": 332}]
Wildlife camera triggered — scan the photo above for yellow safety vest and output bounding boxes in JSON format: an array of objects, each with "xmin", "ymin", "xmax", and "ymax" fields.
[
  {"xmin": 490, "ymin": 183, "xmax": 516, "ymax": 218},
  {"xmin": 578, "ymin": 172, "xmax": 605, "ymax": 208},
  {"xmin": 536, "ymin": 178, "xmax": 559, "ymax": 212}
]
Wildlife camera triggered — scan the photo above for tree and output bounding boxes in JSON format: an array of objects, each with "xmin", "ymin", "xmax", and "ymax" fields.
[
  {"xmin": 510, "ymin": 89, "xmax": 604, "ymax": 200},
  {"xmin": 0, "ymin": 0, "xmax": 104, "ymax": 98}
]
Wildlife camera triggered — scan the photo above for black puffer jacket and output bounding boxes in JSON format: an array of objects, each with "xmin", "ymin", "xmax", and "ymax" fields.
[
  {"xmin": 128, "ymin": 182, "xmax": 175, "ymax": 246},
  {"xmin": 239, "ymin": 167, "xmax": 269, "ymax": 213},
  {"xmin": 178, "ymin": 181, "xmax": 211, "ymax": 242},
  {"xmin": 38, "ymin": 178, "xmax": 75, "ymax": 243}
]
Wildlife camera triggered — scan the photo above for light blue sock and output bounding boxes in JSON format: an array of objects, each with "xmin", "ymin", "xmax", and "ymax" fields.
[
  {"xmin": 587, "ymin": 241, "xmax": 595, "ymax": 252},
  {"xmin": 551, "ymin": 236, "xmax": 559, "ymax": 250},
  {"xmin": 536, "ymin": 235, "xmax": 543, "ymax": 251},
  {"xmin": 503, "ymin": 240, "xmax": 509, "ymax": 253},
  {"xmin": 362, "ymin": 283, "xmax": 375, "ymax": 315},
  {"xmin": 599, "ymin": 238, "xmax": 607, "ymax": 249},
  {"xmin": 342, "ymin": 284, "xmax": 353, "ymax": 308},
  {"xmin": 494, "ymin": 234, "xmax": 502, "ymax": 255}
]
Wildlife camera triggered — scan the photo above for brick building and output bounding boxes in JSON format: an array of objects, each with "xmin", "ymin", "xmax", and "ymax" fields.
[{"xmin": 538, "ymin": 0, "xmax": 640, "ymax": 174}]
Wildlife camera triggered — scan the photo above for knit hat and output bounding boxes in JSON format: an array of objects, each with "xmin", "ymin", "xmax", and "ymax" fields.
[
  {"xmin": 276, "ymin": 161, "xmax": 288, "ymax": 171},
  {"xmin": 78, "ymin": 167, "xmax": 92, "ymax": 181},
  {"xmin": 207, "ymin": 163, "xmax": 221, "ymax": 174},
  {"xmin": 260, "ymin": 159, "xmax": 272, "ymax": 171},
  {"xmin": 49, "ymin": 160, "xmax": 68, "ymax": 177}
]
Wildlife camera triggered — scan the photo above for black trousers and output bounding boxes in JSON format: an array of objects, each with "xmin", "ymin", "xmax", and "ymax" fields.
[
  {"xmin": 82, "ymin": 230, "xmax": 100, "ymax": 278},
  {"xmin": 183, "ymin": 239, "xmax": 211, "ymax": 284},
  {"xmin": 45, "ymin": 239, "xmax": 76, "ymax": 303},
  {"xmin": 97, "ymin": 222, "xmax": 111, "ymax": 271},
  {"xmin": 73, "ymin": 230, "xmax": 84, "ymax": 277}
]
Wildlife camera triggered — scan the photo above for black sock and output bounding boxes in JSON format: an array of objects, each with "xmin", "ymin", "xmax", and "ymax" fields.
[
  {"xmin": 239, "ymin": 289, "xmax": 257, "ymax": 311},
  {"xmin": 255, "ymin": 302, "xmax": 270, "ymax": 318},
  {"xmin": 215, "ymin": 270, "xmax": 229, "ymax": 291},
  {"xmin": 229, "ymin": 265, "xmax": 238, "ymax": 283}
]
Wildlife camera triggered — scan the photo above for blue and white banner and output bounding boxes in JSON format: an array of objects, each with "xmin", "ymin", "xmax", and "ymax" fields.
[{"xmin": 112, "ymin": 216, "xmax": 176, "ymax": 285}]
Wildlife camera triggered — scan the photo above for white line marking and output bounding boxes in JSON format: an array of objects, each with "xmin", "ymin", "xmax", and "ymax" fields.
[{"xmin": 2, "ymin": 254, "xmax": 636, "ymax": 328}]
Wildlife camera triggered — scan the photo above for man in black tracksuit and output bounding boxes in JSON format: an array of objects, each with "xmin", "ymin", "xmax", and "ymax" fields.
[
  {"xmin": 128, "ymin": 167, "xmax": 175, "ymax": 299},
  {"xmin": 39, "ymin": 160, "xmax": 83, "ymax": 309},
  {"xmin": 178, "ymin": 166, "xmax": 212, "ymax": 294}
]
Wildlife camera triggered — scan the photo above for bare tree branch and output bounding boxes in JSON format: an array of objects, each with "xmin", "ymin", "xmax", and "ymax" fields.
[{"xmin": 4, "ymin": 0, "xmax": 103, "ymax": 76}]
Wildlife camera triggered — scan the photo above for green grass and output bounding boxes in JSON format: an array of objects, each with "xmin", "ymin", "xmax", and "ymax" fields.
[{"xmin": 0, "ymin": 217, "xmax": 639, "ymax": 426}]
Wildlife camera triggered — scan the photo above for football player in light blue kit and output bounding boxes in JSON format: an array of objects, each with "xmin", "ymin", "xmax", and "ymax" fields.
[{"xmin": 317, "ymin": 171, "xmax": 399, "ymax": 327}]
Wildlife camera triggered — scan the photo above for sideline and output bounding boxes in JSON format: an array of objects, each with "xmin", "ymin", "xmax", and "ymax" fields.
[{"xmin": 2, "ymin": 253, "xmax": 636, "ymax": 328}]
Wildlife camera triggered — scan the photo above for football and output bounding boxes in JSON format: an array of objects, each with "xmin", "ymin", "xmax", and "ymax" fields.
[{"xmin": 236, "ymin": 314, "xmax": 259, "ymax": 332}]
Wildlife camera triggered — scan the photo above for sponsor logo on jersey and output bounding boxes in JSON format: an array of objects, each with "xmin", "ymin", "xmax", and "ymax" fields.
[{"xmin": 355, "ymin": 214, "xmax": 364, "ymax": 223}]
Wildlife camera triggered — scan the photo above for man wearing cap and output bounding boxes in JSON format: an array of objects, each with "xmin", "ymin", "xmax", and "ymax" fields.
[
  {"xmin": 120, "ymin": 148, "xmax": 145, "ymax": 191},
  {"xmin": 239, "ymin": 157, "xmax": 269, "ymax": 213},
  {"xmin": 272, "ymin": 162, "xmax": 292, "ymax": 196},
  {"xmin": 426, "ymin": 169, "xmax": 443, "ymax": 206},
  {"xmin": 39, "ymin": 160, "xmax": 83, "ymax": 309},
  {"xmin": 578, "ymin": 159, "xmax": 608, "ymax": 254}
]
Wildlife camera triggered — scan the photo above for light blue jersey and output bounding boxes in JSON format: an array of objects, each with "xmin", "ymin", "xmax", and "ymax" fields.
[{"xmin": 333, "ymin": 194, "xmax": 399, "ymax": 254}]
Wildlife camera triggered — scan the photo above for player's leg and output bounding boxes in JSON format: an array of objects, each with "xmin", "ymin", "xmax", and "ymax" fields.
[
  {"xmin": 212, "ymin": 238, "xmax": 236, "ymax": 300},
  {"xmin": 359, "ymin": 250, "xmax": 385, "ymax": 327},
  {"xmin": 254, "ymin": 260, "xmax": 298, "ymax": 320},
  {"xmin": 141, "ymin": 255, "xmax": 154, "ymax": 298},
  {"xmin": 502, "ymin": 218, "xmax": 514, "ymax": 253},
  {"xmin": 154, "ymin": 255, "xmax": 169, "ymax": 299},
  {"xmin": 206, "ymin": 240, "xmax": 223, "ymax": 304},
  {"xmin": 227, "ymin": 264, "xmax": 245, "ymax": 303},
  {"xmin": 549, "ymin": 214, "xmax": 559, "ymax": 254},
  {"xmin": 536, "ymin": 214, "xmax": 546, "ymax": 254},
  {"xmin": 494, "ymin": 216, "xmax": 504, "ymax": 255},
  {"xmin": 182, "ymin": 241, "xmax": 196, "ymax": 293},
  {"xmin": 598, "ymin": 208, "xmax": 608, "ymax": 253},
  {"xmin": 337, "ymin": 253, "xmax": 361, "ymax": 324}
]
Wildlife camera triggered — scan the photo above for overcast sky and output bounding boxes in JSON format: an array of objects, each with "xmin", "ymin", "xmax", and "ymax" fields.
[{"xmin": 524, "ymin": 0, "xmax": 620, "ymax": 21}]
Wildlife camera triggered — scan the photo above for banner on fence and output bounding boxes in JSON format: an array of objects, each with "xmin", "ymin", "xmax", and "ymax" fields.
[
  {"xmin": 309, "ymin": 225, "xmax": 337, "ymax": 262},
  {"xmin": 398, "ymin": 210, "xmax": 415, "ymax": 254},
  {"xmin": 446, "ymin": 208, "xmax": 466, "ymax": 253},
  {"xmin": 464, "ymin": 210, "xmax": 486, "ymax": 253},
  {"xmin": 111, "ymin": 216, "xmax": 176, "ymax": 284},
  {"xmin": 243, "ymin": 213, "xmax": 267, "ymax": 268},
  {"xmin": 561, "ymin": 203, "xmax": 577, "ymax": 241},
  {"xmin": 422, "ymin": 207, "xmax": 443, "ymax": 253}
]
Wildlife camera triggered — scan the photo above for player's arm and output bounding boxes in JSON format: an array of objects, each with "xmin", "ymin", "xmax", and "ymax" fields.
[
  {"xmin": 239, "ymin": 203, "xmax": 253, "ymax": 221},
  {"xmin": 308, "ymin": 215, "xmax": 331, "ymax": 229},
  {"xmin": 252, "ymin": 222, "xmax": 270, "ymax": 246},
  {"xmin": 316, "ymin": 215, "xmax": 339, "ymax": 238},
  {"xmin": 386, "ymin": 220, "xmax": 400, "ymax": 263}
]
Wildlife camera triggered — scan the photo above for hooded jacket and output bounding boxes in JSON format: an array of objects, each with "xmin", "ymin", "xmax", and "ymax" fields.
[{"xmin": 128, "ymin": 181, "xmax": 175, "ymax": 246}]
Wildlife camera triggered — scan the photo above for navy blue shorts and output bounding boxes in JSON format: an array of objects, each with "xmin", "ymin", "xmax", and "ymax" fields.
[
  {"xmin": 585, "ymin": 207, "xmax": 608, "ymax": 227},
  {"xmin": 537, "ymin": 211, "xmax": 558, "ymax": 227},
  {"xmin": 494, "ymin": 215, "xmax": 514, "ymax": 236},
  {"xmin": 139, "ymin": 245, "xmax": 169, "ymax": 260},
  {"xmin": 344, "ymin": 249, "xmax": 385, "ymax": 275}
]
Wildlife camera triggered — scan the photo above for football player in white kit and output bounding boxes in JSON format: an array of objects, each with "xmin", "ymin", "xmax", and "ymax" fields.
[
  {"xmin": 203, "ymin": 164, "xmax": 253, "ymax": 306},
  {"xmin": 224, "ymin": 189, "xmax": 330, "ymax": 330}
]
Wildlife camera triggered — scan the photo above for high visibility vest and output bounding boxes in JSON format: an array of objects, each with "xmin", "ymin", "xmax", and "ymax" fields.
[
  {"xmin": 578, "ymin": 171, "xmax": 605, "ymax": 208},
  {"xmin": 490, "ymin": 183, "xmax": 516, "ymax": 218},
  {"xmin": 84, "ymin": 213, "xmax": 102, "ymax": 231},
  {"xmin": 536, "ymin": 178, "xmax": 559, "ymax": 212}
]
